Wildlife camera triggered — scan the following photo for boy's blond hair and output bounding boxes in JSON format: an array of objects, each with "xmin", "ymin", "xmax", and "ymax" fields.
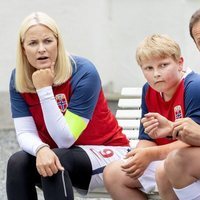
[
  {"xmin": 136, "ymin": 34, "xmax": 181, "ymax": 66},
  {"xmin": 16, "ymin": 12, "xmax": 72, "ymax": 93}
]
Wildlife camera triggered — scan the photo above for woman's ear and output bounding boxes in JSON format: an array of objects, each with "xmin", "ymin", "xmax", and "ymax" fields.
[{"xmin": 22, "ymin": 45, "xmax": 26, "ymax": 56}]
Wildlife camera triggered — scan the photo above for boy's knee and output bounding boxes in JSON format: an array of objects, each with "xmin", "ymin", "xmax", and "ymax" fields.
[
  {"xmin": 103, "ymin": 163, "xmax": 113, "ymax": 184},
  {"xmin": 165, "ymin": 149, "xmax": 186, "ymax": 178},
  {"xmin": 103, "ymin": 161, "xmax": 121, "ymax": 186},
  {"xmin": 155, "ymin": 163, "xmax": 171, "ymax": 192},
  {"xmin": 155, "ymin": 164, "xmax": 165, "ymax": 184}
]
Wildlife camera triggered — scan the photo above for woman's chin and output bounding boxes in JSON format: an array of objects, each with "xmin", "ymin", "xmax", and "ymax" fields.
[
  {"xmin": 37, "ymin": 64, "xmax": 51, "ymax": 70},
  {"xmin": 36, "ymin": 60, "xmax": 52, "ymax": 69}
]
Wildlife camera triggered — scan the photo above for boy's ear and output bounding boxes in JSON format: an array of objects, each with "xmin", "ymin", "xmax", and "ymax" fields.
[{"xmin": 178, "ymin": 57, "xmax": 184, "ymax": 71}]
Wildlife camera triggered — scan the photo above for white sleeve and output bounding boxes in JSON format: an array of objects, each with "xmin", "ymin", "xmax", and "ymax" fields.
[
  {"xmin": 14, "ymin": 116, "xmax": 48, "ymax": 156},
  {"xmin": 36, "ymin": 86, "xmax": 89, "ymax": 148}
]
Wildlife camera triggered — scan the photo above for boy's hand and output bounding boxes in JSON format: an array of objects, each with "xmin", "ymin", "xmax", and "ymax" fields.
[
  {"xmin": 121, "ymin": 148, "xmax": 151, "ymax": 179},
  {"xmin": 141, "ymin": 112, "xmax": 173, "ymax": 138}
]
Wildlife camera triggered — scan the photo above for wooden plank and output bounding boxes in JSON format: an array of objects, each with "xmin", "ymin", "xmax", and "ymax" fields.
[
  {"xmin": 118, "ymin": 119, "xmax": 140, "ymax": 129},
  {"xmin": 123, "ymin": 129, "xmax": 139, "ymax": 139},
  {"xmin": 116, "ymin": 109, "xmax": 141, "ymax": 119},
  {"xmin": 121, "ymin": 87, "xmax": 142, "ymax": 97},
  {"xmin": 118, "ymin": 99, "xmax": 141, "ymax": 108}
]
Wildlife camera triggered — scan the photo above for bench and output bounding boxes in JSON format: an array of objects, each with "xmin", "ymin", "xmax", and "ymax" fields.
[{"xmin": 75, "ymin": 87, "xmax": 160, "ymax": 200}]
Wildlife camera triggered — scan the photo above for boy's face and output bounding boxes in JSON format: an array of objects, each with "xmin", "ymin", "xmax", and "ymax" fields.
[{"xmin": 141, "ymin": 56, "xmax": 183, "ymax": 97}]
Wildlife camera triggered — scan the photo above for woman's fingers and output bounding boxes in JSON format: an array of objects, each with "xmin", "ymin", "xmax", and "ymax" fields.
[
  {"xmin": 37, "ymin": 163, "xmax": 59, "ymax": 177},
  {"xmin": 55, "ymin": 156, "xmax": 65, "ymax": 171}
]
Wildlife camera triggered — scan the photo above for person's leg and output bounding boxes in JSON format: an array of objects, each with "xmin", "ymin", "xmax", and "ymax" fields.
[
  {"xmin": 41, "ymin": 170, "xmax": 73, "ymax": 200},
  {"xmin": 6, "ymin": 151, "xmax": 40, "ymax": 200},
  {"xmin": 54, "ymin": 146, "xmax": 92, "ymax": 190},
  {"xmin": 165, "ymin": 147, "xmax": 200, "ymax": 200},
  {"xmin": 41, "ymin": 146, "xmax": 92, "ymax": 200},
  {"xmin": 103, "ymin": 160, "xmax": 147, "ymax": 200},
  {"xmin": 155, "ymin": 162, "xmax": 178, "ymax": 200}
]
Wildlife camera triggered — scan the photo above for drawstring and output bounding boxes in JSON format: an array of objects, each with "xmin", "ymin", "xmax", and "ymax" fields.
[{"xmin": 61, "ymin": 170, "xmax": 67, "ymax": 198}]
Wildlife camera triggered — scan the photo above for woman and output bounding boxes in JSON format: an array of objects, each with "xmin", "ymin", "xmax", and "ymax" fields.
[{"xmin": 6, "ymin": 12, "xmax": 130, "ymax": 200}]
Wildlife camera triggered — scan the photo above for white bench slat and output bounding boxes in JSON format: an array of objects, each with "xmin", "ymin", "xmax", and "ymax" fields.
[
  {"xmin": 129, "ymin": 139, "xmax": 139, "ymax": 148},
  {"xmin": 116, "ymin": 109, "xmax": 141, "ymax": 119},
  {"xmin": 118, "ymin": 119, "xmax": 140, "ymax": 129},
  {"xmin": 122, "ymin": 130, "xmax": 139, "ymax": 139},
  {"xmin": 118, "ymin": 99, "xmax": 141, "ymax": 108},
  {"xmin": 121, "ymin": 87, "xmax": 142, "ymax": 97}
]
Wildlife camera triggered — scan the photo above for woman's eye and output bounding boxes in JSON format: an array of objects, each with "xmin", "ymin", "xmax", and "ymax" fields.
[
  {"xmin": 44, "ymin": 39, "xmax": 52, "ymax": 44},
  {"xmin": 29, "ymin": 41, "xmax": 37, "ymax": 46}
]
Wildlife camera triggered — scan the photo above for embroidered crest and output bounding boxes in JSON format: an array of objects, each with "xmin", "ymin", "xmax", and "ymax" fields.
[
  {"xmin": 174, "ymin": 105, "xmax": 183, "ymax": 119},
  {"xmin": 55, "ymin": 93, "xmax": 68, "ymax": 113}
]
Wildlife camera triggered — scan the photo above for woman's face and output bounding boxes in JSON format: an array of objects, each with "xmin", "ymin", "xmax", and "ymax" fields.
[{"xmin": 23, "ymin": 24, "xmax": 58, "ymax": 70}]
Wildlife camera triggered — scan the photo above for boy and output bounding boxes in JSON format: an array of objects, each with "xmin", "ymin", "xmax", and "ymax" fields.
[{"xmin": 103, "ymin": 34, "xmax": 200, "ymax": 200}]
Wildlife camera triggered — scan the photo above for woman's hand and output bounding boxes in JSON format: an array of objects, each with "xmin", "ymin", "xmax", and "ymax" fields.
[
  {"xmin": 141, "ymin": 112, "xmax": 173, "ymax": 138},
  {"xmin": 121, "ymin": 148, "xmax": 152, "ymax": 179},
  {"xmin": 173, "ymin": 118, "xmax": 200, "ymax": 146},
  {"xmin": 36, "ymin": 146, "xmax": 64, "ymax": 177},
  {"xmin": 32, "ymin": 62, "xmax": 55, "ymax": 89}
]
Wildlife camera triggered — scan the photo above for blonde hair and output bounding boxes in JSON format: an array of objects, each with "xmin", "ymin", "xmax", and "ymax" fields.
[
  {"xmin": 136, "ymin": 34, "xmax": 181, "ymax": 66},
  {"xmin": 16, "ymin": 12, "xmax": 72, "ymax": 93}
]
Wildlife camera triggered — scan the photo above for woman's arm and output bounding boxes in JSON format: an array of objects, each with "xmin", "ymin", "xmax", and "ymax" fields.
[
  {"xmin": 37, "ymin": 86, "xmax": 89, "ymax": 148},
  {"xmin": 14, "ymin": 116, "xmax": 49, "ymax": 156}
]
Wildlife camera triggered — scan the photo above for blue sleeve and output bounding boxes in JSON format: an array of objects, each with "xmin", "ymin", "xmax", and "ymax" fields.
[
  {"xmin": 68, "ymin": 56, "xmax": 101, "ymax": 119},
  {"xmin": 9, "ymin": 69, "xmax": 31, "ymax": 118},
  {"xmin": 138, "ymin": 83, "xmax": 153, "ymax": 141},
  {"xmin": 184, "ymin": 72, "xmax": 200, "ymax": 124}
]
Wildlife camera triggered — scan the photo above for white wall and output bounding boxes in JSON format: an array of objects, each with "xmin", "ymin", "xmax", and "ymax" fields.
[{"xmin": 0, "ymin": 0, "xmax": 200, "ymax": 93}]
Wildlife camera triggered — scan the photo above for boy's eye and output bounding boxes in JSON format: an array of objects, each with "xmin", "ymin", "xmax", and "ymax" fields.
[
  {"xmin": 160, "ymin": 63, "xmax": 168, "ymax": 68},
  {"xmin": 145, "ymin": 66, "xmax": 153, "ymax": 71}
]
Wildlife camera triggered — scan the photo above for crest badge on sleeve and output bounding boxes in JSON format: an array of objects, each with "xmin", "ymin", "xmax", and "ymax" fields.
[
  {"xmin": 174, "ymin": 105, "xmax": 183, "ymax": 119},
  {"xmin": 55, "ymin": 93, "xmax": 68, "ymax": 113}
]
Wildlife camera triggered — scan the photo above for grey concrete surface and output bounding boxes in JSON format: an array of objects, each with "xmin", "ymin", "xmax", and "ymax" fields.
[
  {"xmin": 0, "ymin": 92, "xmax": 14, "ymax": 130},
  {"xmin": 0, "ymin": 130, "xmax": 20, "ymax": 200}
]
